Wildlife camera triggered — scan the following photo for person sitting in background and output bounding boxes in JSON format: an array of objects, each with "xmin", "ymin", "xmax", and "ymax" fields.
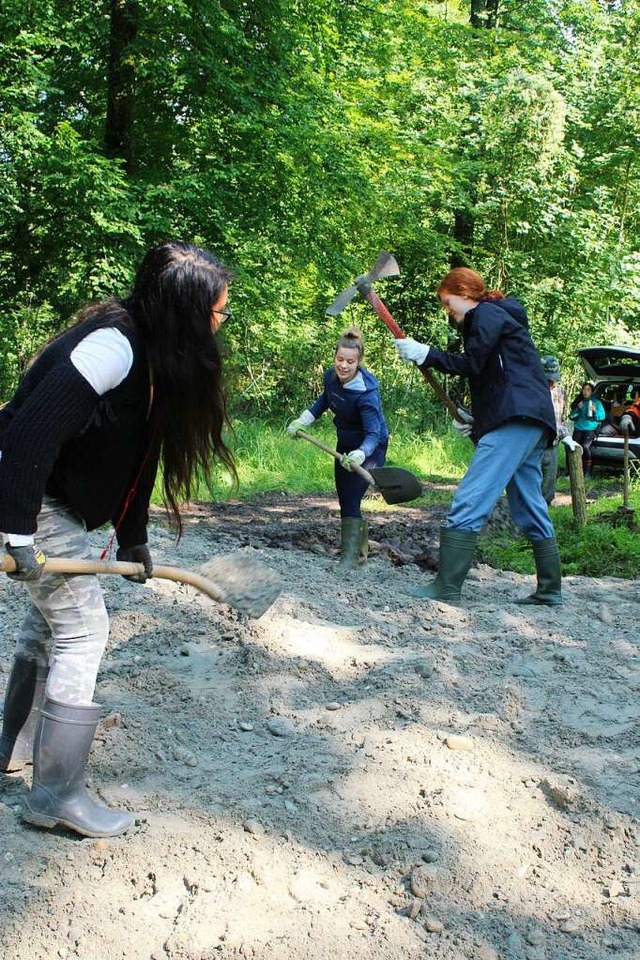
[
  {"xmin": 618, "ymin": 395, "xmax": 640, "ymax": 436},
  {"xmin": 569, "ymin": 381, "xmax": 606, "ymax": 478},
  {"xmin": 287, "ymin": 327, "xmax": 388, "ymax": 572},
  {"xmin": 539, "ymin": 355, "xmax": 576, "ymax": 504},
  {"xmin": 600, "ymin": 394, "xmax": 640, "ymax": 438}
]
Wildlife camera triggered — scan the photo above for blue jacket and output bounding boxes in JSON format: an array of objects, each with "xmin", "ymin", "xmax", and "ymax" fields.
[
  {"xmin": 421, "ymin": 297, "xmax": 556, "ymax": 444},
  {"xmin": 309, "ymin": 367, "xmax": 388, "ymax": 457},
  {"xmin": 569, "ymin": 396, "xmax": 606, "ymax": 431}
]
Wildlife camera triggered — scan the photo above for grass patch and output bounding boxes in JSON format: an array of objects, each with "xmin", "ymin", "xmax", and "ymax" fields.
[
  {"xmin": 151, "ymin": 417, "xmax": 640, "ymax": 578},
  {"xmin": 153, "ymin": 418, "xmax": 470, "ymax": 504},
  {"xmin": 480, "ymin": 488, "xmax": 640, "ymax": 579}
]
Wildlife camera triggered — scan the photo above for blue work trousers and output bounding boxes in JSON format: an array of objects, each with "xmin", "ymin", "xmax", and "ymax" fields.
[
  {"xmin": 447, "ymin": 422, "xmax": 555, "ymax": 540},
  {"xmin": 334, "ymin": 442, "xmax": 387, "ymax": 518}
]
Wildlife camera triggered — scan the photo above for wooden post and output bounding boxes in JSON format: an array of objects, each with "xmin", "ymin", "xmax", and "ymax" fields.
[{"xmin": 566, "ymin": 443, "xmax": 587, "ymax": 528}]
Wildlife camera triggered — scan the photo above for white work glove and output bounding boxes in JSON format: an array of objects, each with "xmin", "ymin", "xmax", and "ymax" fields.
[
  {"xmin": 620, "ymin": 414, "xmax": 634, "ymax": 434},
  {"xmin": 340, "ymin": 449, "xmax": 366, "ymax": 471},
  {"xmin": 287, "ymin": 410, "xmax": 316, "ymax": 436},
  {"xmin": 393, "ymin": 337, "xmax": 430, "ymax": 366},
  {"xmin": 561, "ymin": 435, "xmax": 578, "ymax": 452},
  {"xmin": 452, "ymin": 420, "xmax": 473, "ymax": 438}
]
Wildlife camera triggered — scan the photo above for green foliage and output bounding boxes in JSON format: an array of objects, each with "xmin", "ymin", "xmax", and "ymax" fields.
[
  {"xmin": 1, "ymin": 0, "xmax": 639, "ymax": 411},
  {"xmin": 163, "ymin": 417, "xmax": 470, "ymax": 504},
  {"xmin": 479, "ymin": 490, "xmax": 640, "ymax": 579}
]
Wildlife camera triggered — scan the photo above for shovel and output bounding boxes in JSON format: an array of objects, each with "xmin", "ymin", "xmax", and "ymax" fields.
[
  {"xmin": 0, "ymin": 551, "xmax": 281, "ymax": 619},
  {"xmin": 296, "ymin": 430, "xmax": 422, "ymax": 505}
]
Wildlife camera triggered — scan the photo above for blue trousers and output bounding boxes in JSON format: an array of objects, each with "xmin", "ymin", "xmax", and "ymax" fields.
[
  {"xmin": 334, "ymin": 442, "xmax": 387, "ymax": 518},
  {"xmin": 447, "ymin": 422, "xmax": 555, "ymax": 539}
]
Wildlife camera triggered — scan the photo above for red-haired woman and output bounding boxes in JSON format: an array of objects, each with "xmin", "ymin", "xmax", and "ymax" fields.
[{"xmin": 394, "ymin": 267, "xmax": 560, "ymax": 606}]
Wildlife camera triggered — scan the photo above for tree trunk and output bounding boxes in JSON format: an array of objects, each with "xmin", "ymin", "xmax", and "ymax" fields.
[
  {"xmin": 105, "ymin": 0, "xmax": 139, "ymax": 172},
  {"xmin": 470, "ymin": 0, "xmax": 499, "ymax": 29}
]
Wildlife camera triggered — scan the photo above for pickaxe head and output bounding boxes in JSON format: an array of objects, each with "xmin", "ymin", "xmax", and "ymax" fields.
[{"xmin": 325, "ymin": 251, "xmax": 400, "ymax": 316}]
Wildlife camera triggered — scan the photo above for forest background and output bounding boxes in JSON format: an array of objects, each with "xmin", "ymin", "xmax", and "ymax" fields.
[{"xmin": 1, "ymin": 0, "xmax": 638, "ymax": 432}]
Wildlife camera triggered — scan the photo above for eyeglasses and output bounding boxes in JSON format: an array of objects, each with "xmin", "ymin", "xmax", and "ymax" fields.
[{"xmin": 212, "ymin": 308, "xmax": 233, "ymax": 322}]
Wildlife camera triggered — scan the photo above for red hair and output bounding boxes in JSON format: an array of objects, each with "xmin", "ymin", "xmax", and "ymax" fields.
[{"xmin": 437, "ymin": 268, "xmax": 503, "ymax": 302}]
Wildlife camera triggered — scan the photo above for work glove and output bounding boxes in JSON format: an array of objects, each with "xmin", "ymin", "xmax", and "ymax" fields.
[
  {"xmin": 286, "ymin": 410, "xmax": 316, "ymax": 437},
  {"xmin": 561, "ymin": 435, "xmax": 578, "ymax": 452},
  {"xmin": 452, "ymin": 419, "xmax": 473, "ymax": 438},
  {"xmin": 116, "ymin": 543, "xmax": 153, "ymax": 583},
  {"xmin": 5, "ymin": 544, "xmax": 46, "ymax": 582},
  {"xmin": 340, "ymin": 449, "xmax": 366, "ymax": 471},
  {"xmin": 393, "ymin": 337, "xmax": 430, "ymax": 366},
  {"xmin": 620, "ymin": 414, "xmax": 634, "ymax": 434}
]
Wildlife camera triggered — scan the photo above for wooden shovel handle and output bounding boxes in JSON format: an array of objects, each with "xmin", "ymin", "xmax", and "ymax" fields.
[
  {"xmin": 362, "ymin": 288, "xmax": 462, "ymax": 421},
  {"xmin": 296, "ymin": 430, "xmax": 375, "ymax": 484},
  {"xmin": 0, "ymin": 556, "xmax": 228, "ymax": 605}
]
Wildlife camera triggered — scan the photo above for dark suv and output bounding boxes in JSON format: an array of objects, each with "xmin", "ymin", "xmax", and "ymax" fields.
[{"xmin": 575, "ymin": 346, "xmax": 640, "ymax": 471}]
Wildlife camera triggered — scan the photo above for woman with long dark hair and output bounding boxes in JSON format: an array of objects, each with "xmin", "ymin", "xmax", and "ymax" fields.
[
  {"xmin": 394, "ymin": 267, "xmax": 560, "ymax": 606},
  {"xmin": 0, "ymin": 241, "xmax": 235, "ymax": 837}
]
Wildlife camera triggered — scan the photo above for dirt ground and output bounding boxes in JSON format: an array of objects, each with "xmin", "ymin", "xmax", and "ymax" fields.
[{"xmin": 1, "ymin": 490, "xmax": 638, "ymax": 960}]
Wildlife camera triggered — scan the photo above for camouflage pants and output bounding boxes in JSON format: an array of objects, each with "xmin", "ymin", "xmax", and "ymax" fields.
[{"xmin": 13, "ymin": 497, "xmax": 109, "ymax": 705}]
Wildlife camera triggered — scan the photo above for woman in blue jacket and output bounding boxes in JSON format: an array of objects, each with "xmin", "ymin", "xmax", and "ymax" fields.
[
  {"xmin": 569, "ymin": 382, "xmax": 606, "ymax": 478},
  {"xmin": 394, "ymin": 267, "xmax": 560, "ymax": 606},
  {"xmin": 288, "ymin": 327, "xmax": 388, "ymax": 571}
]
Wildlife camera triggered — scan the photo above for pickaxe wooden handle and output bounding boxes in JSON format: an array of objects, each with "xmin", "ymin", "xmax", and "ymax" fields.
[{"xmin": 358, "ymin": 284, "xmax": 463, "ymax": 422}]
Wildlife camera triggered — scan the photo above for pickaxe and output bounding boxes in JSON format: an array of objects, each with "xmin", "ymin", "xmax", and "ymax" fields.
[{"xmin": 326, "ymin": 252, "xmax": 466, "ymax": 423}]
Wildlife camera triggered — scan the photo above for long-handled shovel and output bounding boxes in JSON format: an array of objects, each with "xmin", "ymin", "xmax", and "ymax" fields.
[
  {"xmin": 0, "ymin": 552, "xmax": 281, "ymax": 619},
  {"xmin": 326, "ymin": 251, "xmax": 465, "ymax": 422},
  {"xmin": 296, "ymin": 430, "xmax": 422, "ymax": 505}
]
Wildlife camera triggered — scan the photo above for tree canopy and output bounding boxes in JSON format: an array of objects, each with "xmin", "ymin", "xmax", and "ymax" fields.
[{"xmin": 1, "ymin": 0, "xmax": 638, "ymax": 411}]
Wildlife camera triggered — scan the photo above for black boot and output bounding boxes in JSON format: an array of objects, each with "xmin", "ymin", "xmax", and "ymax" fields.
[
  {"xmin": 1, "ymin": 657, "xmax": 48, "ymax": 773},
  {"xmin": 22, "ymin": 698, "xmax": 134, "ymax": 838},
  {"xmin": 358, "ymin": 519, "xmax": 369, "ymax": 565},
  {"xmin": 408, "ymin": 527, "xmax": 478, "ymax": 604},
  {"xmin": 583, "ymin": 460, "xmax": 592, "ymax": 479},
  {"xmin": 516, "ymin": 537, "xmax": 563, "ymax": 606},
  {"xmin": 337, "ymin": 517, "xmax": 362, "ymax": 572}
]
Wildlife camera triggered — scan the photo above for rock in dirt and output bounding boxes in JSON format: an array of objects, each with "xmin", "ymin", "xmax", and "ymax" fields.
[
  {"xmin": 424, "ymin": 917, "xmax": 444, "ymax": 934},
  {"xmin": 242, "ymin": 818, "xmax": 264, "ymax": 837},
  {"xmin": 410, "ymin": 864, "xmax": 440, "ymax": 898},
  {"xmin": 444, "ymin": 734, "xmax": 474, "ymax": 751},
  {"xmin": 266, "ymin": 716, "xmax": 296, "ymax": 737}
]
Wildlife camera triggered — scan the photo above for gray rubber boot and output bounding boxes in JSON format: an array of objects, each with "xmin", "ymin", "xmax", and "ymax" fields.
[
  {"xmin": 1, "ymin": 657, "xmax": 48, "ymax": 773},
  {"xmin": 358, "ymin": 519, "xmax": 369, "ymax": 565},
  {"xmin": 516, "ymin": 537, "xmax": 563, "ymax": 606},
  {"xmin": 408, "ymin": 527, "xmax": 478, "ymax": 604},
  {"xmin": 22, "ymin": 698, "xmax": 134, "ymax": 838},
  {"xmin": 337, "ymin": 517, "xmax": 362, "ymax": 572}
]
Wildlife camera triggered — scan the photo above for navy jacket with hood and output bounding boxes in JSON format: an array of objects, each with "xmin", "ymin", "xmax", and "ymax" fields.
[
  {"xmin": 421, "ymin": 296, "xmax": 556, "ymax": 444},
  {"xmin": 309, "ymin": 367, "xmax": 388, "ymax": 458}
]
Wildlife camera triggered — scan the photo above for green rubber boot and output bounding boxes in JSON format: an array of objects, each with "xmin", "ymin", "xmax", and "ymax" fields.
[
  {"xmin": 337, "ymin": 517, "xmax": 362, "ymax": 572},
  {"xmin": 516, "ymin": 537, "xmax": 563, "ymax": 606},
  {"xmin": 358, "ymin": 519, "xmax": 369, "ymax": 565},
  {"xmin": 408, "ymin": 527, "xmax": 478, "ymax": 604}
]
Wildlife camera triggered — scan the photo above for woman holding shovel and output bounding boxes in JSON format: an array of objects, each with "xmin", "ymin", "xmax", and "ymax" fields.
[
  {"xmin": 287, "ymin": 327, "xmax": 388, "ymax": 571},
  {"xmin": 394, "ymin": 267, "xmax": 560, "ymax": 606},
  {"xmin": 0, "ymin": 241, "xmax": 235, "ymax": 838}
]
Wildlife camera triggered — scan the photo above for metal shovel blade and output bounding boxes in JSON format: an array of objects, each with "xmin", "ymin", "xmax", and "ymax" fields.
[
  {"xmin": 369, "ymin": 466, "xmax": 423, "ymax": 505},
  {"xmin": 198, "ymin": 552, "xmax": 282, "ymax": 618}
]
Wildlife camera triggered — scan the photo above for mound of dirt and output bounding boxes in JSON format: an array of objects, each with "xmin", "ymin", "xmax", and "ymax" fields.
[{"xmin": 1, "ymin": 492, "xmax": 638, "ymax": 960}]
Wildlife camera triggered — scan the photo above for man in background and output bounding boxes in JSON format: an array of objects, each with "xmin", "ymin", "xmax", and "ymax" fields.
[{"xmin": 540, "ymin": 356, "xmax": 575, "ymax": 504}]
